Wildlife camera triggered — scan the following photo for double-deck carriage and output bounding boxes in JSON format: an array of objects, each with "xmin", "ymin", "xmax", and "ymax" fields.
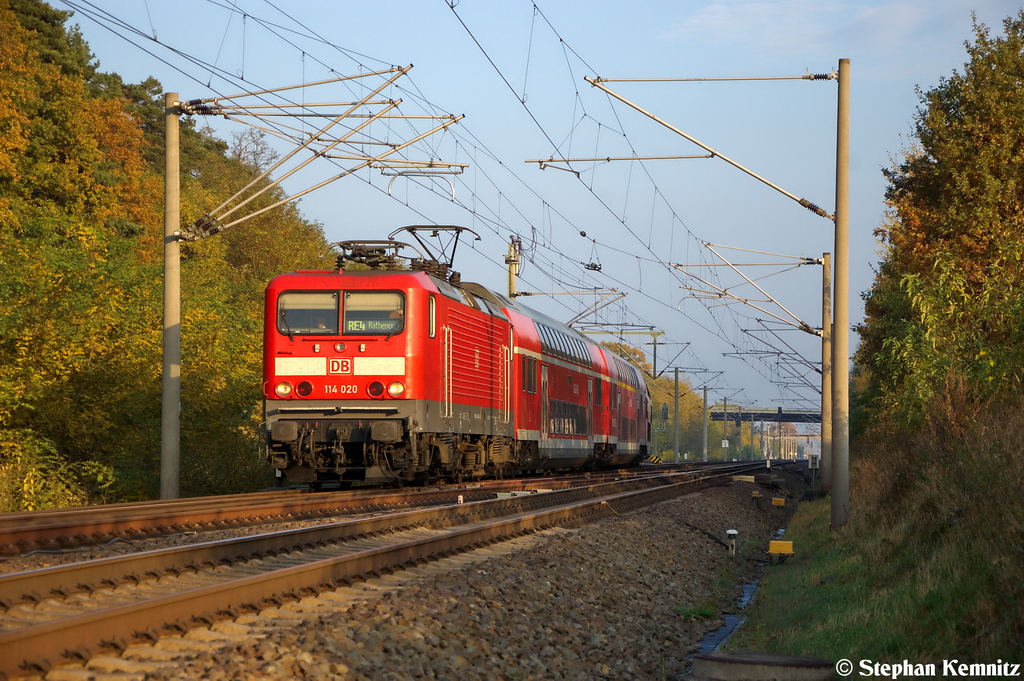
[{"xmin": 262, "ymin": 227, "xmax": 650, "ymax": 486}]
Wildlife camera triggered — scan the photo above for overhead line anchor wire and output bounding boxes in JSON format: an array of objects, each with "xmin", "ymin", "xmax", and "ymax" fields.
[
  {"xmin": 527, "ymin": 154, "xmax": 712, "ymax": 167},
  {"xmin": 583, "ymin": 75, "xmax": 836, "ymax": 222},
  {"xmin": 591, "ymin": 69, "xmax": 837, "ymax": 83}
]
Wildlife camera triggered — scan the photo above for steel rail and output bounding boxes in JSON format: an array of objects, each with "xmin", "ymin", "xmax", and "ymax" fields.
[
  {"xmin": 0, "ymin": 470, "xmax": 719, "ymax": 608},
  {"xmin": 0, "ymin": 472, "xmax": 673, "ymax": 554},
  {"xmin": 0, "ymin": 464, "xmax": 764, "ymax": 678}
]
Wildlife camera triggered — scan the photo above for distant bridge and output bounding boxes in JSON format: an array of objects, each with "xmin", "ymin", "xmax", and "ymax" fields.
[{"xmin": 709, "ymin": 408, "xmax": 821, "ymax": 424}]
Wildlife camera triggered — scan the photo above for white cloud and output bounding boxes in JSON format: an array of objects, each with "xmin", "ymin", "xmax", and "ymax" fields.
[
  {"xmin": 829, "ymin": 2, "xmax": 925, "ymax": 52},
  {"xmin": 661, "ymin": 0, "xmax": 849, "ymax": 55},
  {"xmin": 658, "ymin": 1, "xmax": 1014, "ymax": 60}
]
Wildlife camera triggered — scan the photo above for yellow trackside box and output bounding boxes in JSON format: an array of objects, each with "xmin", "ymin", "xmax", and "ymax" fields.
[
  {"xmin": 772, "ymin": 497, "xmax": 786, "ymax": 506},
  {"xmin": 768, "ymin": 540, "xmax": 794, "ymax": 556}
]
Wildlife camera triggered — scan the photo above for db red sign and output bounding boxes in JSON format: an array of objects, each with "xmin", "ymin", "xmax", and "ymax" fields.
[{"xmin": 328, "ymin": 358, "xmax": 352, "ymax": 375}]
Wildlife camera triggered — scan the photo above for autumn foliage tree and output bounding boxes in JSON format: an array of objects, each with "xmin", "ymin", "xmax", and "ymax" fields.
[
  {"xmin": 0, "ymin": 0, "xmax": 334, "ymax": 508},
  {"xmin": 849, "ymin": 14, "xmax": 1024, "ymax": 658},
  {"xmin": 0, "ymin": 0, "xmax": 162, "ymax": 508},
  {"xmin": 857, "ymin": 12, "xmax": 1024, "ymax": 425}
]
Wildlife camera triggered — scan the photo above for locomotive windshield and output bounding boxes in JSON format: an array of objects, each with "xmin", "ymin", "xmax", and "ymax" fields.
[
  {"xmin": 343, "ymin": 291, "xmax": 405, "ymax": 335},
  {"xmin": 277, "ymin": 291, "xmax": 339, "ymax": 335}
]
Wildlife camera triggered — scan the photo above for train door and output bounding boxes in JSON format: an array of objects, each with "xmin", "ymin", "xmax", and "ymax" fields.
[
  {"xmin": 587, "ymin": 378, "xmax": 594, "ymax": 455},
  {"xmin": 540, "ymin": 364, "xmax": 549, "ymax": 454}
]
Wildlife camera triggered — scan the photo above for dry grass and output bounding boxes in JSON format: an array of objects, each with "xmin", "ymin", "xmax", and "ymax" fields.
[{"xmin": 731, "ymin": 380, "xmax": 1024, "ymax": 659}]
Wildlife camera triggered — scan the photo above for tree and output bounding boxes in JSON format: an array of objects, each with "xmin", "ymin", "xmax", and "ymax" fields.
[
  {"xmin": 849, "ymin": 15, "xmax": 1024, "ymax": 657},
  {"xmin": 857, "ymin": 12, "xmax": 1024, "ymax": 424},
  {"xmin": 0, "ymin": 1, "xmax": 161, "ymax": 507},
  {"xmin": 230, "ymin": 128, "xmax": 280, "ymax": 173},
  {"xmin": 8, "ymin": 0, "xmax": 94, "ymax": 80},
  {"xmin": 0, "ymin": 0, "xmax": 337, "ymax": 505}
]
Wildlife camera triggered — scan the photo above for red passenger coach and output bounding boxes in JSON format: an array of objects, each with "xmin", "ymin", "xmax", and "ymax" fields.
[{"xmin": 263, "ymin": 228, "xmax": 650, "ymax": 486}]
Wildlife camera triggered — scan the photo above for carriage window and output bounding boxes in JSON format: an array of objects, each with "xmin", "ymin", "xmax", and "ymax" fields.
[
  {"xmin": 278, "ymin": 291, "xmax": 339, "ymax": 335},
  {"xmin": 343, "ymin": 291, "xmax": 405, "ymax": 335},
  {"xmin": 429, "ymin": 295, "xmax": 436, "ymax": 338},
  {"xmin": 521, "ymin": 356, "xmax": 538, "ymax": 394}
]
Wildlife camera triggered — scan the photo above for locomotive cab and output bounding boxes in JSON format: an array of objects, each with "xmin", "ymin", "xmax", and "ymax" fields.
[{"xmin": 264, "ymin": 271, "xmax": 428, "ymax": 485}]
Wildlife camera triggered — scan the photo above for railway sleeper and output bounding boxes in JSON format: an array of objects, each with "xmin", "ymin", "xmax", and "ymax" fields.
[{"xmin": 0, "ymin": 468, "xmax": 745, "ymax": 677}]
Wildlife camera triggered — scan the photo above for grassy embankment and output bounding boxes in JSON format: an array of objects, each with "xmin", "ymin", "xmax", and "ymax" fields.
[{"xmin": 728, "ymin": 389, "xmax": 1024, "ymax": 661}]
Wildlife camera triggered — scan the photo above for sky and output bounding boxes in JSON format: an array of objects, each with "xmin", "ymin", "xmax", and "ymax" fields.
[{"xmin": 57, "ymin": 0, "xmax": 1022, "ymax": 415}]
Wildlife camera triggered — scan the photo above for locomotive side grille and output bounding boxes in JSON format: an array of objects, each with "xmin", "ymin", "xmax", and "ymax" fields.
[{"xmin": 448, "ymin": 308, "xmax": 502, "ymax": 404}]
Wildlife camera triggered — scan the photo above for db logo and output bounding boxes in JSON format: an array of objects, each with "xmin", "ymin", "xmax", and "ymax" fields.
[{"xmin": 329, "ymin": 358, "xmax": 352, "ymax": 375}]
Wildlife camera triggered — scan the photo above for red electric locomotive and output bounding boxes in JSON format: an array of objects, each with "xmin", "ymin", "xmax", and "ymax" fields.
[{"xmin": 262, "ymin": 226, "xmax": 650, "ymax": 486}]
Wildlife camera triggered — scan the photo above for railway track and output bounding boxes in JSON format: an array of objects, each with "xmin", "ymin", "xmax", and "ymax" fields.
[
  {"xmin": 0, "ymin": 463, "xmax": 735, "ymax": 558},
  {"xmin": 0, "ymin": 462, "xmax": 764, "ymax": 679}
]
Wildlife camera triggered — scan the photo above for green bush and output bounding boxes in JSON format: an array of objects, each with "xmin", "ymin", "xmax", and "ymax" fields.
[{"xmin": 0, "ymin": 430, "xmax": 115, "ymax": 512}]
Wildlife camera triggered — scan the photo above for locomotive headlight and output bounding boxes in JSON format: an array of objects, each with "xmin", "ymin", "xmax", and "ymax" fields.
[
  {"xmin": 296, "ymin": 381, "xmax": 313, "ymax": 397},
  {"xmin": 334, "ymin": 342, "xmax": 346, "ymax": 352},
  {"xmin": 367, "ymin": 381, "xmax": 385, "ymax": 397},
  {"xmin": 388, "ymin": 381, "xmax": 406, "ymax": 397},
  {"xmin": 274, "ymin": 382, "xmax": 294, "ymax": 398}
]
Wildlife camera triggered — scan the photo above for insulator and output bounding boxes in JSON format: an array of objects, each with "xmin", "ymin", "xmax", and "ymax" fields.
[
  {"xmin": 194, "ymin": 215, "xmax": 216, "ymax": 231},
  {"xmin": 179, "ymin": 99, "xmax": 219, "ymax": 116},
  {"xmin": 183, "ymin": 214, "xmax": 220, "ymax": 240},
  {"xmin": 799, "ymin": 198, "xmax": 830, "ymax": 218}
]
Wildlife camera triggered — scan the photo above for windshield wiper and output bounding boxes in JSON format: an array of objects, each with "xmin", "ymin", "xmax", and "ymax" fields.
[{"xmin": 280, "ymin": 310, "xmax": 294, "ymax": 341}]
